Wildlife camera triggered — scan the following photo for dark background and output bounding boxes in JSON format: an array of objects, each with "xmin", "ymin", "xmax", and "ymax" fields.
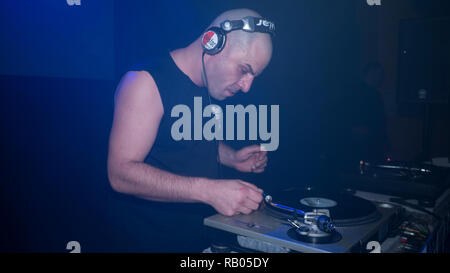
[{"xmin": 1, "ymin": 0, "xmax": 449, "ymax": 252}]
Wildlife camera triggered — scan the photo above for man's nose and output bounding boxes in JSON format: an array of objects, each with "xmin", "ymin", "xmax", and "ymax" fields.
[{"xmin": 238, "ymin": 75, "xmax": 254, "ymax": 93}]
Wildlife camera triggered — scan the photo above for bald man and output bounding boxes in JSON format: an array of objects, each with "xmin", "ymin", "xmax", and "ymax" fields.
[{"xmin": 107, "ymin": 9, "xmax": 274, "ymax": 251}]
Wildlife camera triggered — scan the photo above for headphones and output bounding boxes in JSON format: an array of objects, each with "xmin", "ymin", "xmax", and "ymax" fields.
[{"xmin": 201, "ymin": 16, "xmax": 276, "ymax": 55}]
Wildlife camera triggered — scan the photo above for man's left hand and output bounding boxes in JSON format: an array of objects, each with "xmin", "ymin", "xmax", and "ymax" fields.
[{"xmin": 231, "ymin": 145, "xmax": 268, "ymax": 173}]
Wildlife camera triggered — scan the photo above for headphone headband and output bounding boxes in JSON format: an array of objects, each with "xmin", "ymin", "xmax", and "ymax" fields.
[
  {"xmin": 220, "ymin": 16, "xmax": 276, "ymax": 36},
  {"xmin": 201, "ymin": 16, "xmax": 275, "ymax": 55}
]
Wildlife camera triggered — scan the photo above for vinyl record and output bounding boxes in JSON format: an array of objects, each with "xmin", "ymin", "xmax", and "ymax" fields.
[{"xmin": 264, "ymin": 188, "xmax": 381, "ymax": 227}]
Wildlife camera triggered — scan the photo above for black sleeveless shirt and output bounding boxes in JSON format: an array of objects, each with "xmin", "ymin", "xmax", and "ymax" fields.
[
  {"xmin": 143, "ymin": 53, "xmax": 219, "ymax": 179},
  {"xmin": 107, "ymin": 53, "xmax": 219, "ymax": 252}
]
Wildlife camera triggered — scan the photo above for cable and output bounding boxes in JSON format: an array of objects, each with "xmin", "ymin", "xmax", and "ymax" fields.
[
  {"xmin": 201, "ymin": 51, "xmax": 211, "ymax": 104},
  {"xmin": 202, "ymin": 51, "xmax": 223, "ymax": 179}
]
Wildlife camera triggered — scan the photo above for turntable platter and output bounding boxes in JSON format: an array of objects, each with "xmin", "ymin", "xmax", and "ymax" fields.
[
  {"xmin": 264, "ymin": 188, "xmax": 381, "ymax": 227},
  {"xmin": 300, "ymin": 197, "xmax": 337, "ymax": 208}
]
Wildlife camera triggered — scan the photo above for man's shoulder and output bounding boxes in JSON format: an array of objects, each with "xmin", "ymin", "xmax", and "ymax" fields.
[
  {"xmin": 120, "ymin": 70, "xmax": 157, "ymax": 90},
  {"xmin": 116, "ymin": 53, "xmax": 178, "ymax": 108},
  {"xmin": 114, "ymin": 70, "xmax": 161, "ymax": 105}
]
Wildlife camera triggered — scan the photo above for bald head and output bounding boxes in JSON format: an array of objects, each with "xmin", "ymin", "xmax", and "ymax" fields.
[
  {"xmin": 191, "ymin": 9, "xmax": 274, "ymax": 100},
  {"xmin": 171, "ymin": 9, "xmax": 274, "ymax": 100}
]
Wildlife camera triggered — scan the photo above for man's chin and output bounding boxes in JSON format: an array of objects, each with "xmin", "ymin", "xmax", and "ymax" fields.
[
  {"xmin": 223, "ymin": 90, "xmax": 237, "ymax": 100},
  {"xmin": 209, "ymin": 92, "xmax": 227, "ymax": 101},
  {"xmin": 208, "ymin": 89, "xmax": 234, "ymax": 101}
]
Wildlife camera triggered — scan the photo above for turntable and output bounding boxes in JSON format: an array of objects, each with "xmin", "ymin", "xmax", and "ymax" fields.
[
  {"xmin": 340, "ymin": 160, "xmax": 450, "ymax": 206},
  {"xmin": 203, "ymin": 187, "xmax": 400, "ymax": 253}
]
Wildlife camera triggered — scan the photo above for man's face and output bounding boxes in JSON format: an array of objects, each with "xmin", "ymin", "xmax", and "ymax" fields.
[{"xmin": 205, "ymin": 38, "xmax": 272, "ymax": 101}]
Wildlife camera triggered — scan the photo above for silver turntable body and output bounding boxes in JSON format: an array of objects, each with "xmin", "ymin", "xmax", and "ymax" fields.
[{"xmin": 204, "ymin": 201, "xmax": 399, "ymax": 253}]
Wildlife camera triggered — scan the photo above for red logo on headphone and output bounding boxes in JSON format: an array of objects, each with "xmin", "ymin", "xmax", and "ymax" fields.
[{"xmin": 202, "ymin": 31, "xmax": 218, "ymax": 50}]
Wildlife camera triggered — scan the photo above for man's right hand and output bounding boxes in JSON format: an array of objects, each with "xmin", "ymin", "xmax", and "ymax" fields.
[{"xmin": 198, "ymin": 179, "xmax": 264, "ymax": 216}]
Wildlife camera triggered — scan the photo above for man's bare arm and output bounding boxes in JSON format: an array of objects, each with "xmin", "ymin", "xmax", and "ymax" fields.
[
  {"xmin": 108, "ymin": 71, "xmax": 204, "ymax": 202},
  {"xmin": 107, "ymin": 71, "xmax": 263, "ymax": 215}
]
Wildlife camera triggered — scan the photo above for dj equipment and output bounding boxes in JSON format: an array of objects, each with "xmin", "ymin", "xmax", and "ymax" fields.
[
  {"xmin": 203, "ymin": 182, "xmax": 450, "ymax": 253},
  {"xmin": 341, "ymin": 160, "xmax": 450, "ymax": 207},
  {"xmin": 201, "ymin": 16, "xmax": 276, "ymax": 55},
  {"xmin": 204, "ymin": 187, "xmax": 402, "ymax": 253}
]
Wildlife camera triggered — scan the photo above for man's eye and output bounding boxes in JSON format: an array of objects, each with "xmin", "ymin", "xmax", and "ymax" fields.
[{"xmin": 240, "ymin": 68, "xmax": 247, "ymax": 74}]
